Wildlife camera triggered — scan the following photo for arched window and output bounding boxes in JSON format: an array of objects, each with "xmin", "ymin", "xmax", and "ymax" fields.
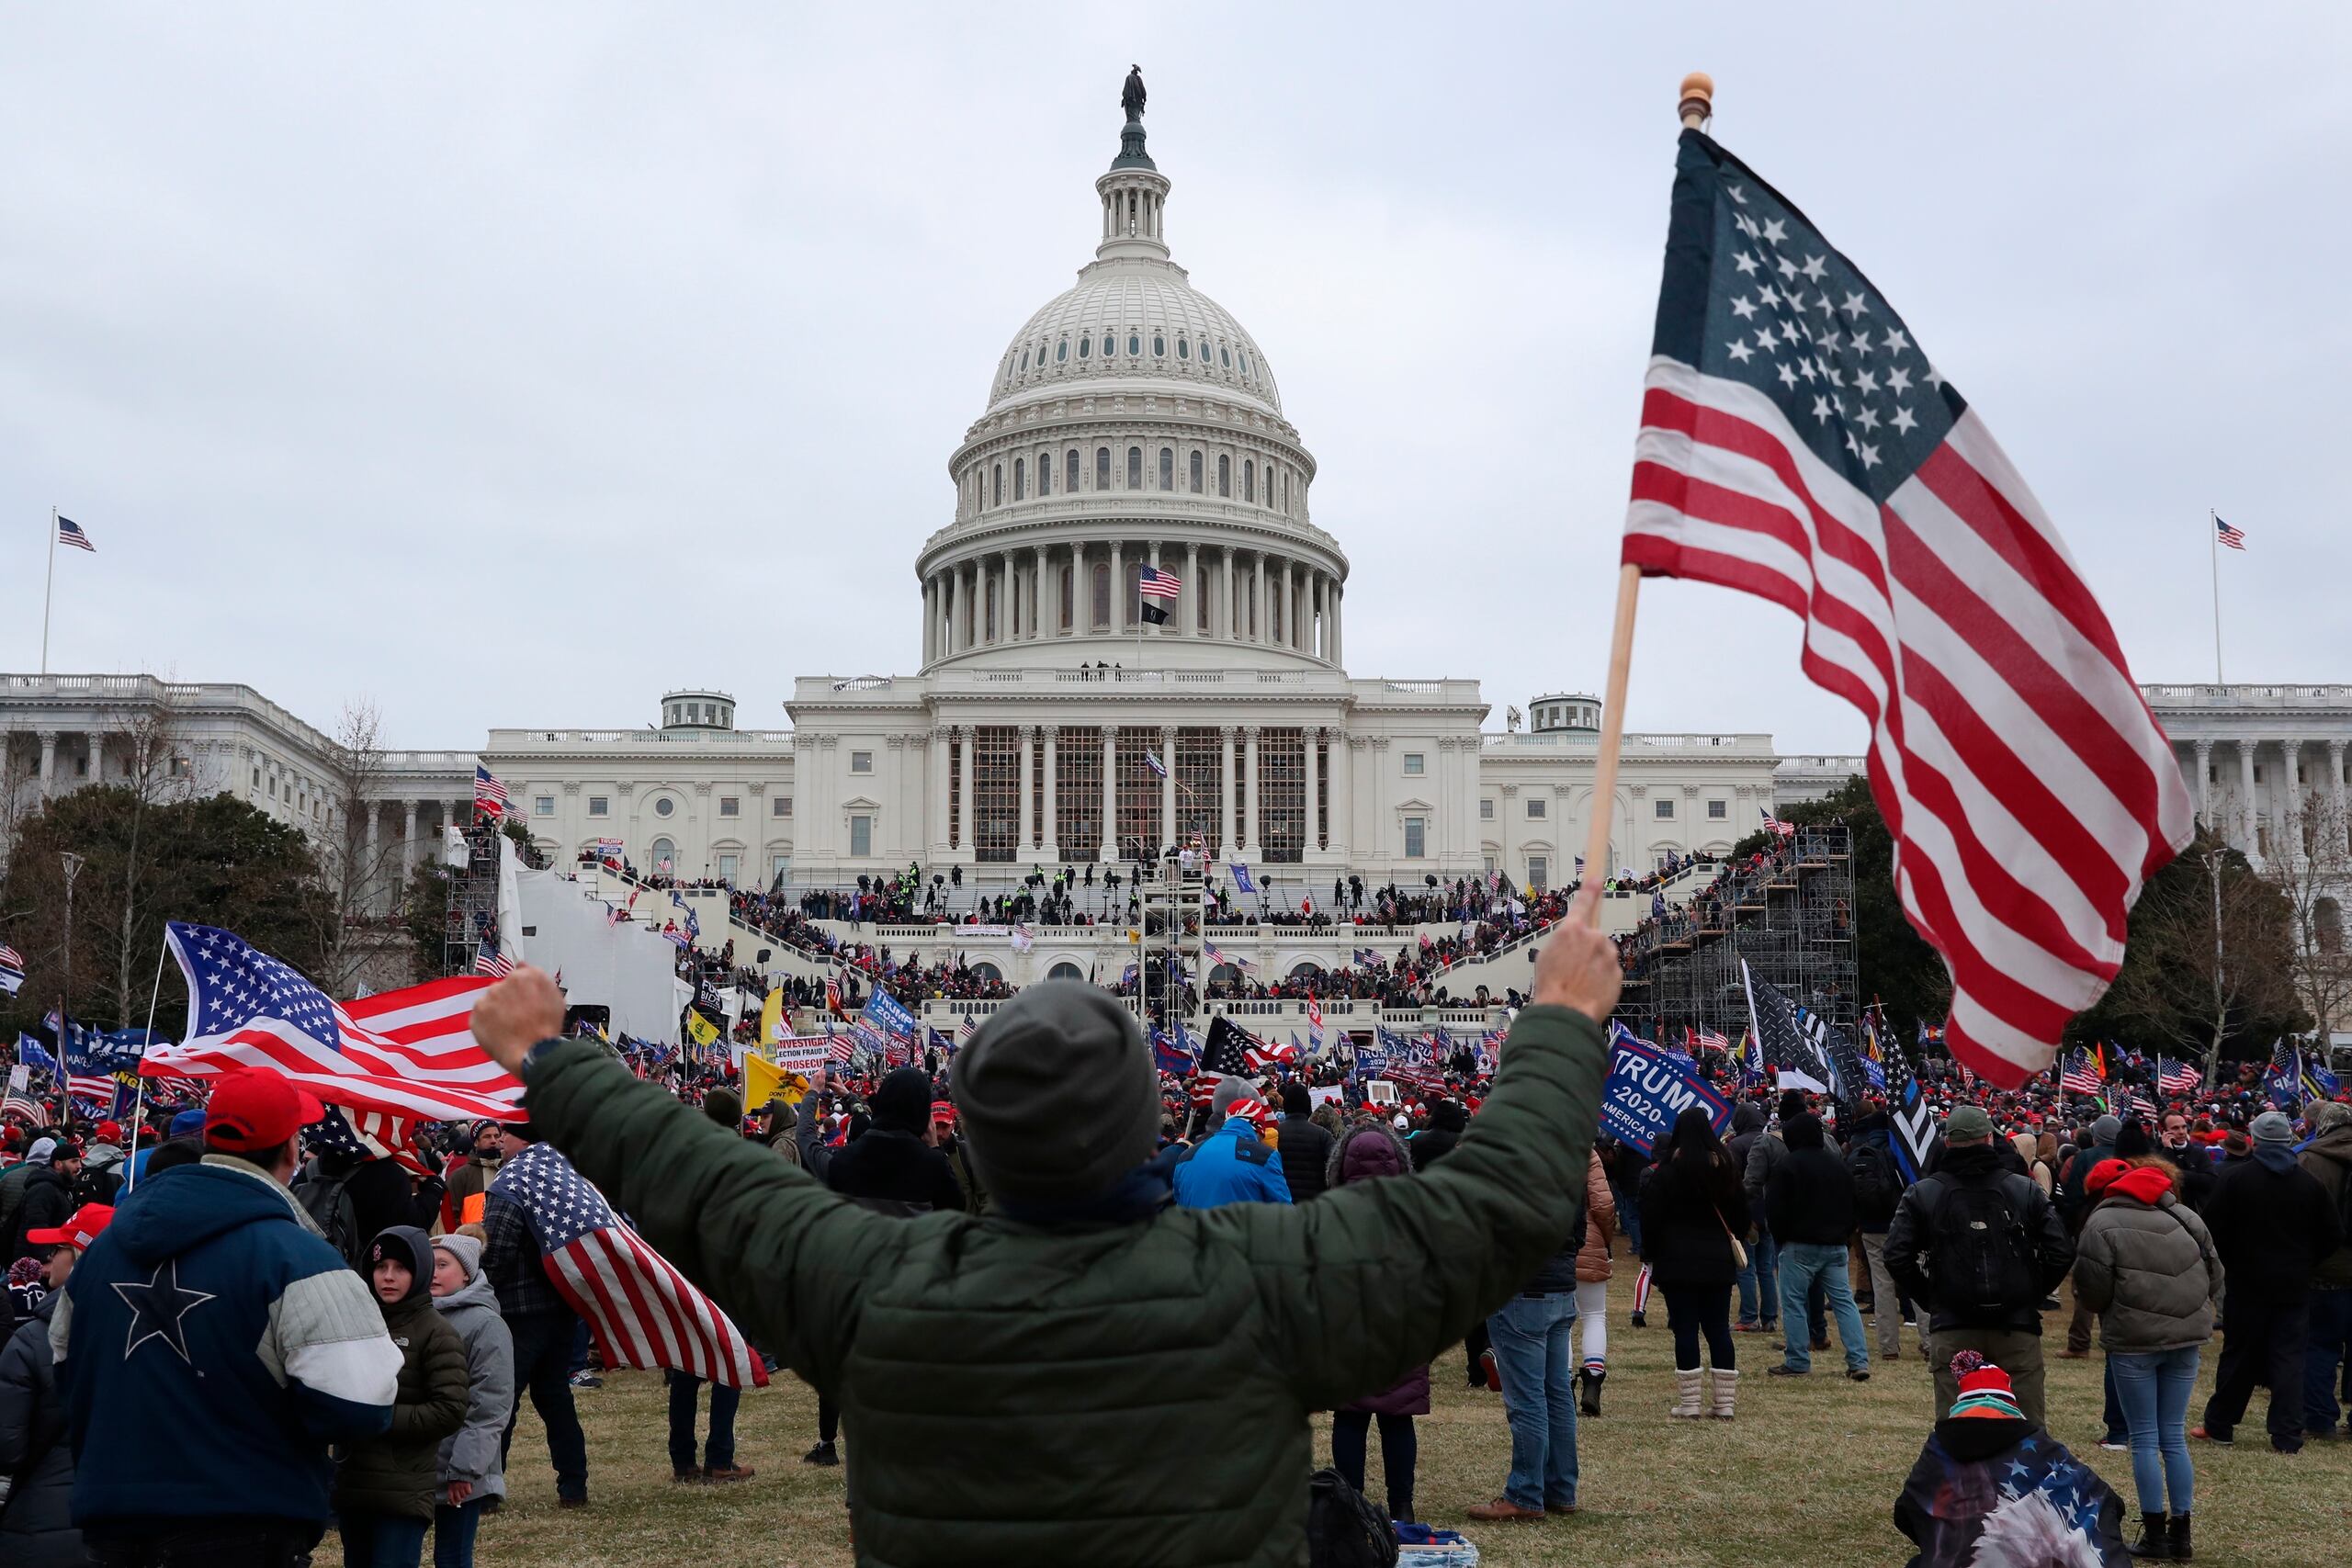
[
  {"xmin": 1128, "ymin": 333, "xmax": 1140, "ymax": 355},
  {"xmin": 1126, "ymin": 446, "xmax": 1142, "ymax": 489},
  {"xmin": 1060, "ymin": 559, "xmax": 1075, "ymax": 628},
  {"xmin": 1217, "ymin": 454, "xmax": 1231, "ymax": 497},
  {"xmin": 1047, "ymin": 962, "xmax": 1084, "ymax": 981},
  {"xmin": 1283, "ymin": 469, "xmax": 1292, "ymax": 513},
  {"xmin": 970, "ymin": 962, "xmax": 1003, "ymax": 982},
  {"xmin": 1288, "ymin": 960, "xmax": 1322, "ymax": 981},
  {"xmin": 1177, "ymin": 337, "xmax": 1190, "ymax": 360},
  {"xmin": 1013, "ymin": 457, "xmax": 1027, "ymax": 500},
  {"xmin": 1036, "ymin": 452, "xmax": 1050, "ymax": 497},
  {"xmin": 1188, "ymin": 450, "xmax": 1204, "ymax": 493},
  {"xmin": 1159, "ymin": 447, "xmax": 1174, "ymax": 489},
  {"xmin": 1102, "ymin": 333, "xmax": 1114, "ymax": 357},
  {"xmin": 1244, "ymin": 458, "xmax": 1256, "ymax": 502},
  {"xmin": 1091, "ymin": 563, "xmax": 1112, "ymax": 626},
  {"xmin": 1066, "ymin": 449, "xmax": 1080, "ymax": 491},
  {"xmin": 991, "ymin": 464, "xmax": 1002, "ymax": 505},
  {"xmin": 1096, "ymin": 446, "xmax": 1111, "ymax": 490},
  {"xmin": 651, "ymin": 837, "xmax": 676, "ymax": 876},
  {"xmin": 1077, "ymin": 335, "xmax": 1090, "ymax": 359},
  {"xmin": 1056, "ymin": 340, "xmax": 1068, "ymax": 363},
  {"xmin": 1219, "ymin": 345, "xmax": 1231, "ymax": 367},
  {"xmin": 1152, "ymin": 333, "xmax": 1165, "ymax": 357}
]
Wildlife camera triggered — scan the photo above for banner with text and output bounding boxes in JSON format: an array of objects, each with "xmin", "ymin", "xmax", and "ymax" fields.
[{"xmin": 1600, "ymin": 1038, "xmax": 1734, "ymax": 1157}]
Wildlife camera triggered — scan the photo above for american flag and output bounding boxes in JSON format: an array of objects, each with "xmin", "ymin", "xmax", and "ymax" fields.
[
  {"xmin": 1306, "ymin": 998, "xmax": 1323, "ymax": 1030},
  {"xmin": 1758, "ymin": 807, "xmax": 1796, "ymax": 839},
  {"xmin": 0, "ymin": 943, "xmax": 24, "ymax": 997},
  {"xmin": 491, "ymin": 1142, "xmax": 766, "ymax": 1388},
  {"xmin": 1622, "ymin": 130, "xmax": 2192, "ymax": 1087},
  {"xmin": 2214, "ymin": 514, "xmax": 2246, "ymax": 552},
  {"xmin": 473, "ymin": 763, "xmax": 510, "ymax": 821},
  {"xmin": 826, "ymin": 1025, "xmax": 854, "ymax": 1065},
  {"xmin": 2, "ymin": 1066, "xmax": 39, "ymax": 1124},
  {"xmin": 2058, "ymin": 1049, "xmax": 2104, "ymax": 1095},
  {"xmin": 144, "ymin": 924, "xmax": 516, "ymax": 1122},
  {"xmin": 1695, "ymin": 1024, "xmax": 1731, "ymax": 1053},
  {"xmin": 474, "ymin": 932, "xmax": 515, "ymax": 978},
  {"xmin": 1137, "ymin": 566, "xmax": 1182, "ymax": 599},
  {"xmin": 2156, "ymin": 1055, "xmax": 2201, "ymax": 1095},
  {"xmin": 959, "ymin": 1015, "xmax": 979, "ymax": 1044},
  {"xmin": 66, "ymin": 1072, "xmax": 113, "ymax": 1110},
  {"xmin": 56, "ymin": 515, "xmax": 95, "ymax": 551}
]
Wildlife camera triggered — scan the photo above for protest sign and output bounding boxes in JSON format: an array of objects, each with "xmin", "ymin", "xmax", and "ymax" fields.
[
  {"xmin": 1308, "ymin": 1084, "xmax": 1344, "ymax": 1110},
  {"xmin": 1600, "ymin": 1037, "xmax": 1732, "ymax": 1156}
]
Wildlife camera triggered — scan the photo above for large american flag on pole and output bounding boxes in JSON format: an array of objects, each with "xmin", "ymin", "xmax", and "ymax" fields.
[
  {"xmin": 145, "ymin": 923, "xmax": 519, "ymax": 1122},
  {"xmin": 491, "ymin": 1142, "xmax": 767, "ymax": 1389},
  {"xmin": 1622, "ymin": 130, "xmax": 2192, "ymax": 1086}
]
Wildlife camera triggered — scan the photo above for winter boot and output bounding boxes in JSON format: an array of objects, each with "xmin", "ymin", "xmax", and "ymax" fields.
[
  {"xmin": 1579, "ymin": 1367, "xmax": 1605, "ymax": 1417},
  {"xmin": 2128, "ymin": 1512, "xmax": 2170, "ymax": 1560},
  {"xmin": 1708, "ymin": 1366, "xmax": 1739, "ymax": 1419},
  {"xmin": 1668, "ymin": 1368, "xmax": 1705, "ymax": 1418},
  {"xmin": 2165, "ymin": 1515, "xmax": 2192, "ymax": 1562}
]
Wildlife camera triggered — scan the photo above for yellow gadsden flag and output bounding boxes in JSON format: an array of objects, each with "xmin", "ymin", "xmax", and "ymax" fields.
[
  {"xmin": 685, "ymin": 1010, "xmax": 720, "ymax": 1049},
  {"xmin": 743, "ymin": 1051, "xmax": 810, "ymax": 1108}
]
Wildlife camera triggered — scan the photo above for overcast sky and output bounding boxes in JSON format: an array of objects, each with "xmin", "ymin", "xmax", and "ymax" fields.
[{"xmin": 5, "ymin": 6, "xmax": 2346, "ymax": 751}]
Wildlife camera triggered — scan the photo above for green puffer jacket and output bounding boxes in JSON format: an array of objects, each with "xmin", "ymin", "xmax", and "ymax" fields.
[
  {"xmin": 334, "ymin": 1231, "xmax": 469, "ymax": 1521},
  {"xmin": 524, "ymin": 1004, "xmax": 1607, "ymax": 1567}
]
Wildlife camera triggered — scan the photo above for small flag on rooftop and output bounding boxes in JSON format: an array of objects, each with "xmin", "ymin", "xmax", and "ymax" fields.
[
  {"xmin": 2214, "ymin": 513, "xmax": 2246, "ymax": 551},
  {"xmin": 57, "ymin": 516, "xmax": 95, "ymax": 552}
]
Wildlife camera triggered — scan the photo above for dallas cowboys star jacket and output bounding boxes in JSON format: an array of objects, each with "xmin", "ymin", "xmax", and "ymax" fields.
[{"xmin": 48, "ymin": 1154, "xmax": 402, "ymax": 1529}]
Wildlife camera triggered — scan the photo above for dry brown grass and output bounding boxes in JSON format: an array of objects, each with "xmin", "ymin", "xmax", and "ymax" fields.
[{"xmin": 316, "ymin": 1278, "xmax": 2352, "ymax": 1566}]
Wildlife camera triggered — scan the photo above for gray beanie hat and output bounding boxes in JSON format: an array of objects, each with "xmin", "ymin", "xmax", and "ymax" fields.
[
  {"xmin": 2250, "ymin": 1110, "xmax": 2297, "ymax": 1146},
  {"xmin": 2090, "ymin": 1114, "xmax": 2122, "ymax": 1146},
  {"xmin": 951, "ymin": 981, "xmax": 1159, "ymax": 1205},
  {"xmin": 1211, "ymin": 1077, "xmax": 1262, "ymax": 1117},
  {"xmin": 433, "ymin": 1232, "xmax": 485, "ymax": 1280}
]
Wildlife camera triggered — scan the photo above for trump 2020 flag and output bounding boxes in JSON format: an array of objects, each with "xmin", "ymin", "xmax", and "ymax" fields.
[{"xmin": 1622, "ymin": 129, "xmax": 2191, "ymax": 1086}]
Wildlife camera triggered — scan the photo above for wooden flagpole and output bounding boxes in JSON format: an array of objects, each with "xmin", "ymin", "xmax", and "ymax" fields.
[{"xmin": 1581, "ymin": 73, "xmax": 1713, "ymax": 926}]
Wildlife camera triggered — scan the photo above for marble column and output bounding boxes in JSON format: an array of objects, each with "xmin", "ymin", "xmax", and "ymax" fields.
[
  {"xmin": 363, "ymin": 805, "xmax": 380, "ymax": 908},
  {"xmin": 1109, "ymin": 541, "xmax": 1124, "ymax": 631},
  {"xmin": 1017, "ymin": 726, "xmax": 1035, "ymax": 852},
  {"xmin": 956, "ymin": 727, "xmax": 974, "ymax": 852},
  {"xmin": 2238, "ymin": 740, "xmax": 2258, "ymax": 852},
  {"xmin": 2191, "ymin": 739, "xmax": 2212, "ymax": 831},
  {"xmin": 2331, "ymin": 740, "xmax": 2348, "ymax": 854},
  {"xmin": 1219, "ymin": 727, "xmax": 1237, "ymax": 859},
  {"xmin": 1241, "ymin": 726, "xmax": 1261, "ymax": 856},
  {"xmin": 1330, "ymin": 581, "xmax": 1343, "ymax": 666},
  {"xmin": 1149, "ymin": 542, "xmax": 1164, "ymax": 637},
  {"xmin": 1184, "ymin": 542, "xmax": 1199, "ymax": 637},
  {"xmin": 1252, "ymin": 554, "xmax": 1266, "ymax": 643},
  {"xmin": 36, "ymin": 730, "xmax": 57, "ymax": 796},
  {"xmin": 2283, "ymin": 739, "xmax": 2307, "ymax": 860},
  {"xmin": 1042, "ymin": 727, "xmax": 1059, "ymax": 857},
  {"xmin": 402, "ymin": 801, "xmax": 419, "ymax": 881},
  {"xmin": 1100, "ymin": 725, "xmax": 1118, "ymax": 863},
  {"xmin": 1305, "ymin": 727, "xmax": 1321, "ymax": 852},
  {"xmin": 922, "ymin": 576, "xmax": 937, "ymax": 661},
  {"xmin": 1032, "ymin": 546, "xmax": 1047, "ymax": 640},
  {"xmin": 929, "ymin": 728, "xmax": 949, "ymax": 853}
]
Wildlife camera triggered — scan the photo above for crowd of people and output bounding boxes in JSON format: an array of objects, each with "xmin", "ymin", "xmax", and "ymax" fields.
[{"xmin": 5, "ymin": 866, "xmax": 2351, "ymax": 1563}]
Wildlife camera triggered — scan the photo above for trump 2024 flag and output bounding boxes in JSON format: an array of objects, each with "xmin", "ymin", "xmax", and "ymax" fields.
[{"xmin": 1621, "ymin": 129, "xmax": 2191, "ymax": 1087}]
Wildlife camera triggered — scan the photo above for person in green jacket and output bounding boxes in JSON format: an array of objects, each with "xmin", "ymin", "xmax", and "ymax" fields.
[{"xmin": 469, "ymin": 884, "xmax": 1622, "ymax": 1567}]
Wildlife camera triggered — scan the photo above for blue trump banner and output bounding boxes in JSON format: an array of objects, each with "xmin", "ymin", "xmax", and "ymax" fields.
[
  {"xmin": 860, "ymin": 989, "xmax": 918, "ymax": 1042},
  {"xmin": 1600, "ymin": 1036, "xmax": 1733, "ymax": 1157}
]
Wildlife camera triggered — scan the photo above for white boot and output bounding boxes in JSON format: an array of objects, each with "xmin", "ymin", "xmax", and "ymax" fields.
[
  {"xmin": 1709, "ymin": 1366, "xmax": 1739, "ymax": 1419},
  {"xmin": 1669, "ymin": 1367, "xmax": 1705, "ymax": 1418}
]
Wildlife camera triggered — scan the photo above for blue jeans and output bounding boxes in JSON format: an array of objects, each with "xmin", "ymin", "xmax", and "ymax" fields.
[
  {"xmin": 2305, "ymin": 1287, "xmax": 2352, "ymax": 1434},
  {"xmin": 2111, "ymin": 1346, "xmax": 2198, "ymax": 1517},
  {"xmin": 340, "ymin": 1510, "xmax": 429, "ymax": 1568},
  {"xmin": 1779, "ymin": 1242, "xmax": 1868, "ymax": 1372},
  {"xmin": 668, "ymin": 1371, "xmax": 741, "ymax": 1472},
  {"xmin": 432, "ymin": 1501, "xmax": 482, "ymax": 1568},
  {"xmin": 1737, "ymin": 1226, "xmax": 1780, "ymax": 1325},
  {"xmin": 1486, "ymin": 1291, "xmax": 1579, "ymax": 1511}
]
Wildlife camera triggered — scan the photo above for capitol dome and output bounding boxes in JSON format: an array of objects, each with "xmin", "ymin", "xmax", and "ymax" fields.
[{"xmin": 918, "ymin": 97, "xmax": 1343, "ymax": 676}]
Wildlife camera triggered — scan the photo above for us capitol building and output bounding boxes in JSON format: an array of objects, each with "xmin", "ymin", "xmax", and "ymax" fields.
[{"xmin": 5, "ymin": 96, "xmax": 2346, "ymax": 946}]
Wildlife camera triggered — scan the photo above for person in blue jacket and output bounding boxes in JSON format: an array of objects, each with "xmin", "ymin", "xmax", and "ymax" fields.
[
  {"xmin": 1173, "ymin": 1078, "xmax": 1293, "ymax": 1209},
  {"xmin": 51, "ymin": 1074, "xmax": 403, "ymax": 1567}
]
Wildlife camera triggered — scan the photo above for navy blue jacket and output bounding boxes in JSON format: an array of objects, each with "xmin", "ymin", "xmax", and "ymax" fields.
[{"xmin": 51, "ymin": 1156, "xmax": 402, "ymax": 1528}]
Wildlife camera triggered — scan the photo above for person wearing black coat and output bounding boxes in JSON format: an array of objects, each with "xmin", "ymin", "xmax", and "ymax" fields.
[
  {"xmin": 1764, "ymin": 1113, "xmax": 1871, "ymax": 1380},
  {"xmin": 1409, "ymin": 1100, "xmax": 1467, "ymax": 1172},
  {"xmin": 1273, "ymin": 1083, "xmax": 1330, "ymax": 1202},
  {"xmin": 2196, "ymin": 1111, "xmax": 2344, "ymax": 1452},
  {"xmin": 1639, "ymin": 1107, "xmax": 1751, "ymax": 1418},
  {"xmin": 5, "ymin": 1156, "xmax": 74, "ymax": 1267}
]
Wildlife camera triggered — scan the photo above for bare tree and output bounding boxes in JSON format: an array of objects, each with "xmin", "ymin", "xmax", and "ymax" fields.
[
  {"xmin": 2262, "ymin": 786, "xmax": 2352, "ymax": 1053},
  {"xmin": 310, "ymin": 698, "xmax": 412, "ymax": 997},
  {"xmin": 106, "ymin": 695, "xmax": 198, "ymax": 1023},
  {"xmin": 0, "ymin": 742, "xmax": 37, "ymax": 881}
]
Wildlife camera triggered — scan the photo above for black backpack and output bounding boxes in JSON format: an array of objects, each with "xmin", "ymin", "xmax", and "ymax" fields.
[
  {"xmin": 1306, "ymin": 1468, "xmax": 1397, "ymax": 1568},
  {"xmin": 1927, "ymin": 1174, "xmax": 2039, "ymax": 1315},
  {"xmin": 291, "ymin": 1159, "xmax": 363, "ymax": 1268},
  {"xmin": 1848, "ymin": 1143, "xmax": 1903, "ymax": 1225}
]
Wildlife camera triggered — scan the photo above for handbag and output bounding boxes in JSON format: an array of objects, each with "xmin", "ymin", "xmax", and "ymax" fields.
[{"xmin": 1713, "ymin": 1202, "xmax": 1748, "ymax": 1270}]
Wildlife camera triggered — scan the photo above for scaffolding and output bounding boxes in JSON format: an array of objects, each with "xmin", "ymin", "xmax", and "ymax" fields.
[
  {"xmin": 1134, "ymin": 850, "xmax": 1208, "ymax": 1039},
  {"xmin": 440, "ymin": 825, "xmax": 503, "ymax": 979},
  {"xmin": 1615, "ymin": 825, "xmax": 1858, "ymax": 1043}
]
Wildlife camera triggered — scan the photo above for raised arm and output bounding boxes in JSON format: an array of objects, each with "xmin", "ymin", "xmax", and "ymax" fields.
[
  {"xmin": 1238, "ymin": 889, "xmax": 1617, "ymax": 1410},
  {"xmin": 474, "ymin": 972, "xmax": 896, "ymax": 1390}
]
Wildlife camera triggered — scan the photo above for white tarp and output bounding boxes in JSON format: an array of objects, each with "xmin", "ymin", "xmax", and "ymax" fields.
[{"xmin": 514, "ymin": 868, "xmax": 684, "ymax": 1043}]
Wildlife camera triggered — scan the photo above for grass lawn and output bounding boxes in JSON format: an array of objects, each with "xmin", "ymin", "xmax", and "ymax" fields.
[{"xmin": 318, "ymin": 1276, "xmax": 2352, "ymax": 1566}]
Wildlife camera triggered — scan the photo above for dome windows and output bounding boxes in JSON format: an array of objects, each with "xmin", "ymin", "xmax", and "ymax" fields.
[
  {"xmin": 1126, "ymin": 446, "xmax": 1141, "ymax": 488},
  {"xmin": 1158, "ymin": 447, "xmax": 1173, "ymax": 489},
  {"xmin": 1012, "ymin": 457, "xmax": 1026, "ymax": 501},
  {"xmin": 1095, "ymin": 446, "xmax": 1110, "ymax": 490},
  {"xmin": 1239, "ymin": 350, "xmax": 1250, "ymax": 375},
  {"xmin": 1152, "ymin": 333, "xmax": 1165, "ymax": 357},
  {"xmin": 1219, "ymin": 345, "xmax": 1231, "ymax": 368},
  {"xmin": 1065, "ymin": 448, "xmax": 1080, "ymax": 491},
  {"xmin": 1036, "ymin": 451, "xmax": 1051, "ymax": 496},
  {"xmin": 1018, "ymin": 349, "xmax": 1030, "ymax": 372},
  {"xmin": 1176, "ymin": 337, "xmax": 1190, "ymax": 360},
  {"xmin": 1055, "ymin": 340, "xmax": 1069, "ymax": 363},
  {"xmin": 1217, "ymin": 453, "xmax": 1231, "ymax": 497},
  {"xmin": 1128, "ymin": 333, "xmax": 1140, "ymax": 355},
  {"xmin": 1077, "ymin": 336, "xmax": 1090, "ymax": 359},
  {"xmin": 1188, "ymin": 450, "xmax": 1203, "ymax": 493},
  {"xmin": 1102, "ymin": 333, "xmax": 1114, "ymax": 357},
  {"xmin": 1244, "ymin": 458, "xmax": 1256, "ymax": 502}
]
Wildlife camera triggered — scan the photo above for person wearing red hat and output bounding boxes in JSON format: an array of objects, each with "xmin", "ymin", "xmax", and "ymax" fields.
[
  {"xmin": 48, "ymin": 1073, "xmax": 404, "ymax": 1566},
  {"xmin": 1, "ymin": 1201, "xmax": 113, "ymax": 1566}
]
